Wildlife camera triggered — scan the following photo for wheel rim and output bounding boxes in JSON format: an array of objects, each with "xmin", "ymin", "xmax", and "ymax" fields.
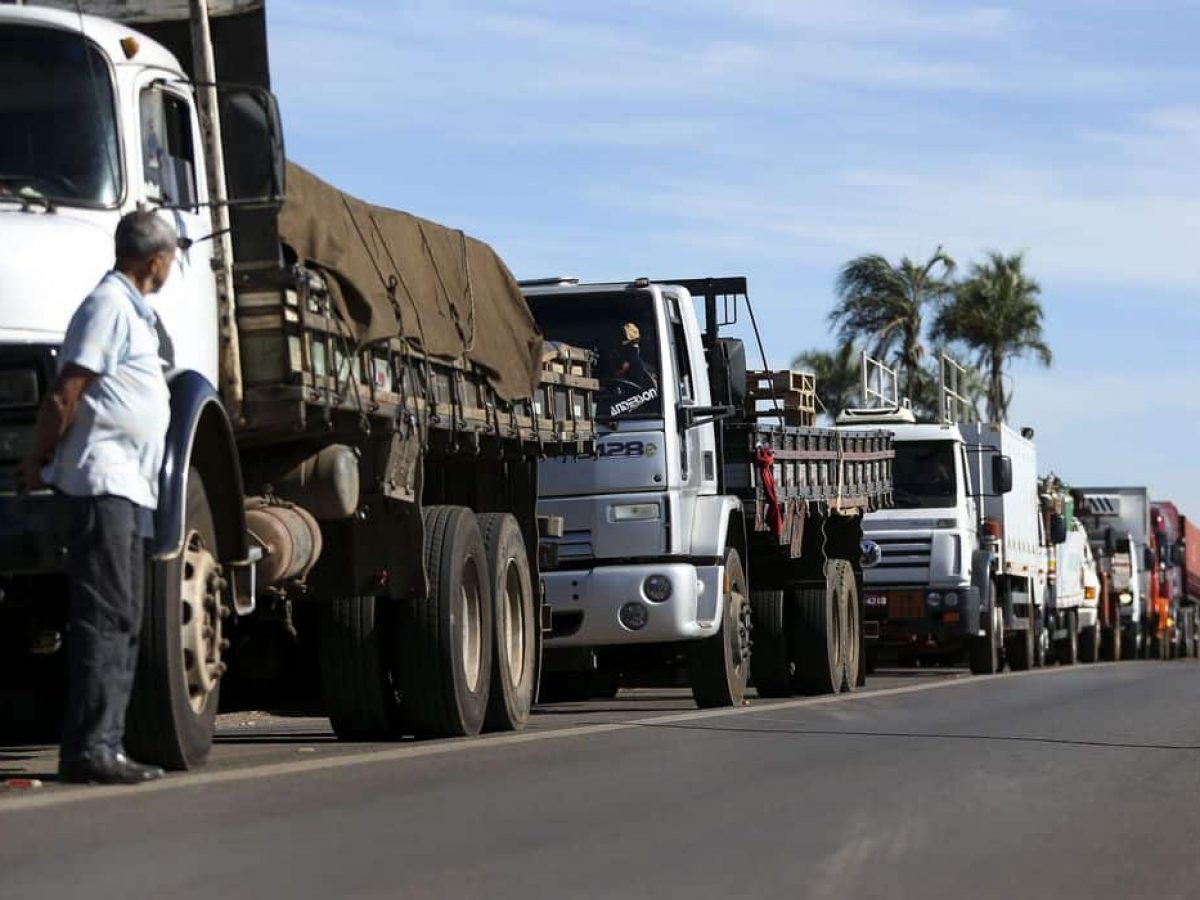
[
  {"xmin": 499, "ymin": 560, "xmax": 526, "ymax": 687},
  {"xmin": 179, "ymin": 529, "xmax": 221, "ymax": 715},
  {"xmin": 460, "ymin": 559, "xmax": 483, "ymax": 693},
  {"xmin": 725, "ymin": 566, "xmax": 751, "ymax": 674}
]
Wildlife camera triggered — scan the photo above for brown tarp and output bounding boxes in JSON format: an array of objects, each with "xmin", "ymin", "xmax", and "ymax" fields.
[{"xmin": 277, "ymin": 163, "xmax": 543, "ymax": 402}]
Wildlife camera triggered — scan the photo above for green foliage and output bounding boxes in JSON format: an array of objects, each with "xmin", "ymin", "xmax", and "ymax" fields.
[
  {"xmin": 802, "ymin": 247, "xmax": 1050, "ymax": 425},
  {"xmin": 791, "ymin": 341, "xmax": 860, "ymax": 421},
  {"xmin": 829, "ymin": 248, "xmax": 956, "ymax": 399},
  {"xmin": 931, "ymin": 251, "xmax": 1052, "ymax": 422}
]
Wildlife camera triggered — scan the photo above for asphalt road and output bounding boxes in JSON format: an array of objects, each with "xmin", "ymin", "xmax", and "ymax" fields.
[{"xmin": 2, "ymin": 661, "xmax": 1199, "ymax": 899}]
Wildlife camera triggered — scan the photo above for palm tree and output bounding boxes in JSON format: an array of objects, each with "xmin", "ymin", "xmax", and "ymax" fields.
[
  {"xmin": 791, "ymin": 341, "xmax": 860, "ymax": 420},
  {"xmin": 829, "ymin": 247, "xmax": 956, "ymax": 400},
  {"xmin": 931, "ymin": 251, "xmax": 1051, "ymax": 422}
]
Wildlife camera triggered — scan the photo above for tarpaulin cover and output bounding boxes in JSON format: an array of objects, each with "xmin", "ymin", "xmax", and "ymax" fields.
[{"xmin": 277, "ymin": 163, "xmax": 543, "ymax": 402}]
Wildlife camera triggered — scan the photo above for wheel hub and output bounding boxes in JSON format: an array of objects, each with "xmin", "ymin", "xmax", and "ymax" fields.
[{"xmin": 179, "ymin": 529, "xmax": 223, "ymax": 714}]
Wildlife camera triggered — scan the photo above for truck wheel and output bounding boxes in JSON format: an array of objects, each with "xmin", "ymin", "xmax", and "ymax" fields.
[
  {"xmin": 400, "ymin": 506, "xmax": 493, "ymax": 738},
  {"xmin": 1055, "ymin": 610, "xmax": 1079, "ymax": 666},
  {"xmin": 1189, "ymin": 611, "xmax": 1200, "ymax": 659},
  {"xmin": 319, "ymin": 596, "xmax": 404, "ymax": 740},
  {"xmin": 841, "ymin": 564, "xmax": 861, "ymax": 692},
  {"xmin": 792, "ymin": 560, "xmax": 851, "ymax": 695},
  {"xmin": 689, "ymin": 547, "xmax": 750, "ymax": 708},
  {"xmin": 1006, "ymin": 626, "xmax": 1034, "ymax": 672},
  {"xmin": 1100, "ymin": 625, "xmax": 1120, "ymax": 662},
  {"xmin": 126, "ymin": 467, "xmax": 222, "ymax": 770},
  {"xmin": 1119, "ymin": 628, "xmax": 1136, "ymax": 661},
  {"xmin": 477, "ymin": 514, "xmax": 536, "ymax": 732},
  {"xmin": 969, "ymin": 604, "xmax": 1002, "ymax": 675},
  {"xmin": 1079, "ymin": 622, "xmax": 1100, "ymax": 663},
  {"xmin": 1033, "ymin": 614, "xmax": 1048, "ymax": 668},
  {"xmin": 749, "ymin": 589, "xmax": 792, "ymax": 698}
]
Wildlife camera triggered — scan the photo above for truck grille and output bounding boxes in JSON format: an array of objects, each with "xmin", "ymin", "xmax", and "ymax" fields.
[
  {"xmin": 545, "ymin": 528, "xmax": 593, "ymax": 565},
  {"xmin": 875, "ymin": 536, "xmax": 933, "ymax": 571}
]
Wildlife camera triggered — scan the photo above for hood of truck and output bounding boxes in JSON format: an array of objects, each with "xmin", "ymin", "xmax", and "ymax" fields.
[
  {"xmin": 0, "ymin": 210, "xmax": 112, "ymax": 341},
  {"xmin": 539, "ymin": 427, "xmax": 668, "ymax": 498}
]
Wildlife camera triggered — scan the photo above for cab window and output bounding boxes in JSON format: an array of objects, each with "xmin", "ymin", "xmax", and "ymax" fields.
[{"xmin": 140, "ymin": 85, "xmax": 197, "ymax": 207}]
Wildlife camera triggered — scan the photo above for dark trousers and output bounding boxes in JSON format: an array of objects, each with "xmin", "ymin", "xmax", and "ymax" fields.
[{"xmin": 60, "ymin": 496, "xmax": 147, "ymax": 759}]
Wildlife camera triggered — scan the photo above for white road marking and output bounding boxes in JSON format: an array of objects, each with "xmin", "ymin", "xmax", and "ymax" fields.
[{"xmin": 0, "ymin": 663, "xmax": 1116, "ymax": 814}]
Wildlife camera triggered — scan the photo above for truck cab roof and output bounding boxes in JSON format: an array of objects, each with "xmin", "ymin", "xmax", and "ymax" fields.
[{"xmin": 0, "ymin": 5, "xmax": 184, "ymax": 74}]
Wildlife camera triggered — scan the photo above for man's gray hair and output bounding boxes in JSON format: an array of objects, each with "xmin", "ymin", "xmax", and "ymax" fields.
[{"xmin": 114, "ymin": 211, "xmax": 177, "ymax": 261}]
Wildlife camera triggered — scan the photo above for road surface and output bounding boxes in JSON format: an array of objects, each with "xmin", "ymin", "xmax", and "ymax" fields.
[{"xmin": 2, "ymin": 661, "xmax": 1199, "ymax": 899}]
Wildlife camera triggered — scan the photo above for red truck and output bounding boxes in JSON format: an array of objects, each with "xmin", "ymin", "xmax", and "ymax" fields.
[{"xmin": 1150, "ymin": 501, "xmax": 1200, "ymax": 658}]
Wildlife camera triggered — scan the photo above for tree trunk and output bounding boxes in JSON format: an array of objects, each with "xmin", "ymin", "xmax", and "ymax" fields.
[{"xmin": 989, "ymin": 350, "xmax": 1004, "ymax": 422}]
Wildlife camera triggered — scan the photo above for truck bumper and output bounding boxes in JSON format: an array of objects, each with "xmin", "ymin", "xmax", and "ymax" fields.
[
  {"xmin": 0, "ymin": 492, "xmax": 67, "ymax": 573},
  {"xmin": 542, "ymin": 563, "xmax": 724, "ymax": 647},
  {"xmin": 863, "ymin": 585, "xmax": 980, "ymax": 643}
]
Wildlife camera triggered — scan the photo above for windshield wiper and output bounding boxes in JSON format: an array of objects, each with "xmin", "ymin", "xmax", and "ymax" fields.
[{"xmin": 0, "ymin": 177, "xmax": 55, "ymax": 213}]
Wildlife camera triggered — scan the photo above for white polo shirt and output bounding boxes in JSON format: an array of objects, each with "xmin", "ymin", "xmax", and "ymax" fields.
[{"xmin": 45, "ymin": 271, "xmax": 171, "ymax": 510}]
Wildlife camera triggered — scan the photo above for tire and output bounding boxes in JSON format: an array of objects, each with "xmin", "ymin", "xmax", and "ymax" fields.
[
  {"xmin": 1079, "ymin": 623, "xmax": 1100, "ymax": 663},
  {"xmin": 1120, "ymin": 627, "xmax": 1137, "ymax": 661},
  {"xmin": 1055, "ymin": 610, "xmax": 1079, "ymax": 666},
  {"xmin": 319, "ymin": 596, "xmax": 404, "ymax": 740},
  {"xmin": 1101, "ymin": 625, "xmax": 1120, "ymax": 662},
  {"xmin": 842, "ymin": 566, "xmax": 862, "ymax": 692},
  {"xmin": 477, "ymin": 514, "xmax": 536, "ymax": 732},
  {"xmin": 969, "ymin": 601, "xmax": 1001, "ymax": 675},
  {"xmin": 793, "ymin": 560, "xmax": 852, "ymax": 695},
  {"xmin": 126, "ymin": 467, "xmax": 221, "ymax": 770},
  {"xmin": 400, "ymin": 506, "xmax": 493, "ymax": 738},
  {"xmin": 689, "ymin": 547, "xmax": 751, "ymax": 708},
  {"xmin": 1033, "ymin": 613, "xmax": 1048, "ymax": 668},
  {"xmin": 1006, "ymin": 625, "xmax": 1034, "ymax": 672},
  {"xmin": 749, "ymin": 589, "xmax": 792, "ymax": 698}
]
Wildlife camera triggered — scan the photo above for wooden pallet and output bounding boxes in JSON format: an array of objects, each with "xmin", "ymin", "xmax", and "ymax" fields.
[{"xmin": 744, "ymin": 369, "xmax": 818, "ymax": 427}]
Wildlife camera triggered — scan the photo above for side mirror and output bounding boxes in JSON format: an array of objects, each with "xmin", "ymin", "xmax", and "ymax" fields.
[
  {"xmin": 992, "ymin": 455, "xmax": 1013, "ymax": 495},
  {"xmin": 219, "ymin": 85, "xmax": 286, "ymax": 206},
  {"xmin": 1105, "ymin": 527, "xmax": 1117, "ymax": 556},
  {"xmin": 1049, "ymin": 513, "xmax": 1067, "ymax": 545},
  {"xmin": 1144, "ymin": 547, "xmax": 1156, "ymax": 572},
  {"xmin": 860, "ymin": 539, "xmax": 882, "ymax": 570}
]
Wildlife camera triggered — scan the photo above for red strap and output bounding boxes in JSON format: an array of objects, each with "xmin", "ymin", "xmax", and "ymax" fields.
[{"xmin": 755, "ymin": 446, "xmax": 783, "ymax": 538}]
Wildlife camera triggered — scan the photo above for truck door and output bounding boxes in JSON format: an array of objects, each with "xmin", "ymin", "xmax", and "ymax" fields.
[
  {"xmin": 664, "ymin": 294, "xmax": 702, "ymax": 487},
  {"xmin": 135, "ymin": 77, "xmax": 218, "ymax": 385}
]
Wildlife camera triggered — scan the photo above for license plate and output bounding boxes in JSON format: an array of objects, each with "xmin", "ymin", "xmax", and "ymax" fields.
[
  {"xmin": 943, "ymin": 611, "xmax": 960, "ymax": 624},
  {"xmin": 864, "ymin": 593, "xmax": 888, "ymax": 608}
]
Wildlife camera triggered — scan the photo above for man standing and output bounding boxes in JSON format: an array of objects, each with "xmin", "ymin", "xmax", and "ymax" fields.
[{"xmin": 23, "ymin": 211, "xmax": 176, "ymax": 785}]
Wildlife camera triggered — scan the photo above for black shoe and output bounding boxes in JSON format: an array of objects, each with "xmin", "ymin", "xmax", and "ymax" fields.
[{"xmin": 59, "ymin": 749, "xmax": 165, "ymax": 785}]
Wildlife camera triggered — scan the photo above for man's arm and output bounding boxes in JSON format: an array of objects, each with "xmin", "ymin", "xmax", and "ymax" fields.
[{"xmin": 21, "ymin": 364, "xmax": 97, "ymax": 491}]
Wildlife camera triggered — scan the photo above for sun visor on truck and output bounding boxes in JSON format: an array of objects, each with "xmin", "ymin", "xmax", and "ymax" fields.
[{"xmin": 277, "ymin": 163, "xmax": 544, "ymax": 403}]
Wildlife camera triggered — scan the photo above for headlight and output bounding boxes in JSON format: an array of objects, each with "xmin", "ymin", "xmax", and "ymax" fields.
[
  {"xmin": 0, "ymin": 369, "xmax": 38, "ymax": 409},
  {"xmin": 619, "ymin": 601, "xmax": 649, "ymax": 630},
  {"xmin": 927, "ymin": 591, "xmax": 943, "ymax": 608},
  {"xmin": 610, "ymin": 502, "xmax": 660, "ymax": 522},
  {"xmin": 943, "ymin": 591, "xmax": 959, "ymax": 608},
  {"xmin": 1119, "ymin": 591, "xmax": 1133, "ymax": 605},
  {"xmin": 643, "ymin": 574, "xmax": 672, "ymax": 602}
]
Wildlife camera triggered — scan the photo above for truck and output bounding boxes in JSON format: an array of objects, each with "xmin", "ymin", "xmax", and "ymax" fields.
[
  {"xmin": 1150, "ymin": 501, "xmax": 1199, "ymax": 658},
  {"xmin": 838, "ymin": 355, "xmax": 1046, "ymax": 675},
  {"xmin": 0, "ymin": 1, "xmax": 598, "ymax": 766},
  {"xmin": 1038, "ymin": 475, "xmax": 1101, "ymax": 664},
  {"xmin": 1075, "ymin": 487, "xmax": 1168, "ymax": 660},
  {"xmin": 521, "ymin": 276, "xmax": 893, "ymax": 706}
]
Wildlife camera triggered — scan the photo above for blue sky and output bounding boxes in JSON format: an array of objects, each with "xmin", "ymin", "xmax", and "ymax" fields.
[{"xmin": 265, "ymin": 0, "xmax": 1200, "ymax": 512}]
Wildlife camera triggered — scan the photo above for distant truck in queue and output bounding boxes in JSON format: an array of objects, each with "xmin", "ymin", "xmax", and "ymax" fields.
[
  {"xmin": 1075, "ymin": 487, "xmax": 1168, "ymax": 659},
  {"xmin": 522, "ymin": 277, "xmax": 894, "ymax": 706},
  {"xmin": 838, "ymin": 355, "xmax": 1046, "ymax": 675},
  {"xmin": 1149, "ymin": 501, "xmax": 1200, "ymax": 658},
  {"xmin": 0, "ymin": 1, "xmax": 598, "ymax": 766},
  {"xmin": 1038, "ymin": 476, "xmax": 1102, "ymax": 664}
]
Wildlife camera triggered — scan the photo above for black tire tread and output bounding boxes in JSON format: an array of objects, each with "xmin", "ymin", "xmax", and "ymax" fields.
[
  {"xmin": 793, "ymin": 581, "xmax": 840, "ymax": 695},
  {"xmin": 319, "ymin": 596, "xmax": 402, "ymax": 741},
  {"xmin": 749, "ymin": 588, "xmax": 791, "ymax": 698}
]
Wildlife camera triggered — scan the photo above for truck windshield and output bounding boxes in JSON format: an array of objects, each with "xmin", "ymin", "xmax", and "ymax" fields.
[
  {"xmin": 0, "ymin": 25, "xmax": 121, "ymax": 207},
  {"xmin": 892, "ymin": 440, "xmax": 957, "ymax": 509},
  {"xmin": 527, "ymin": 291, "xmax": 662, "ymax": 421}
]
